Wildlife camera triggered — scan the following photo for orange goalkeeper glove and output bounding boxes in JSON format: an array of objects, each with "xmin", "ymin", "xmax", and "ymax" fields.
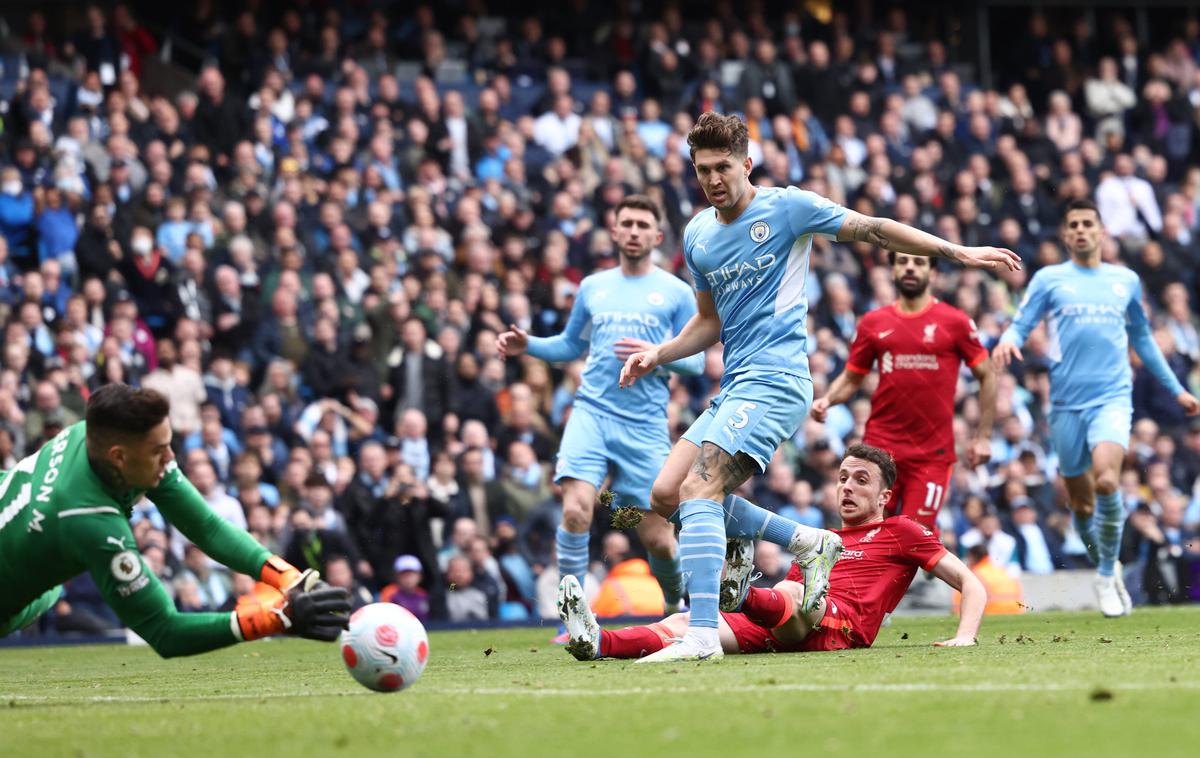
[
  {"xmin": 234, "ymin": 582, "xmax": 351, "ymax": 642},
  {"xmin": 260, "ymin": 555, "xmax": 307, "ymax": 592}
]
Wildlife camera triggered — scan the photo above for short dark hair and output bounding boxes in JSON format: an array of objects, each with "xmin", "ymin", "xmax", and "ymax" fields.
[
  {"xmin": 304, "ymin": 473, "xmax": 332, "ymax": 489},
  {"xmin": 614, "ymin": 194, "xmax": 662, "ymax": 224},
  {"xmin": 843, "ymin": 443, "xmax": 898, "ymax": 489},
  {"xmin": 86, "ymin": 384, "xmax": 170, "ymax": 449},
  {"xmin": 688, "ymin": 112, "xmax": 749, "ymax": 160},
  {"xmin": 1062, "ymin": 198, "xmax": 1100, "ymax": 221},
  {"xmin": 966, "ymin": 543, "xmax": 989, "ymax": 564},
  {"xmin": 887, "ymin": 250, "xmax": 934, "ymax": 266}
]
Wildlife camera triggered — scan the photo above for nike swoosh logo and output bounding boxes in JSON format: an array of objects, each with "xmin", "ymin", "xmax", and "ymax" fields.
[
  {"xmin": 382, "ymin": 651, "xmax": 398, "ymax": 664},
  {"xmin": 697, "ymin": 651, "xmax": 718, "ymax": 660},
  {"xmin": 878, "ymin": 329, "xmax": 894, "ymax": 338}
]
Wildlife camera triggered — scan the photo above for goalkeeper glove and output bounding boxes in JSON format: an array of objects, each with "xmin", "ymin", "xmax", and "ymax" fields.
[
  {"xmin": 234, "ymin": 582, "xmax": 351, "ymax": 642},
  {"xmin": 260, "ymin": 555, "xmax": 308, "ymax": 592}
]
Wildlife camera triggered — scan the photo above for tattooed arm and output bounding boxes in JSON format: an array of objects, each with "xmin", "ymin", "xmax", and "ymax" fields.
[{"xmin": 834, "ymin": 210, "xmax": 1022, "ymax": 271}]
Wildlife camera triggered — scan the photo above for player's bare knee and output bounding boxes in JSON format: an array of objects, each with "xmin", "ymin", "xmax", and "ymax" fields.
[
  {"xmin": 638, "ymin": 520, "xmax": 676, "ymax": 557},
  {"xmin": 1071, "ymin": 500, "xmax": 1095, "ymax": 517},
  {"xmin": 561, "ymin": 498, "xmax": 592, "ymax": 532},
  {"xmin": 650, "ymin": 480, "xmax": 679, "ymax": 518},
  {"xmin": 1094, "ymin": 472, "xmax": 1120, "ymax": 496},
  {"xmin": 678, "ymin": 471, "xmax": 724, "ymax": 503},
  {"xmin": 661, "ymin": 612, "xmax": 689, "ymax": 635}
]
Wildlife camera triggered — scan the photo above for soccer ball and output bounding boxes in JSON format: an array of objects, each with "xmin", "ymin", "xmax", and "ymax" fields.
[{"xmin": 339, "ymin": 602, "xmax": 430, "ymax": 692}]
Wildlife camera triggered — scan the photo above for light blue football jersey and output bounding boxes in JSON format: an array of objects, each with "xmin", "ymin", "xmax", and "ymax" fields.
[
  {"xmin": 683, "ymin": 185, "xmax": 847, "ymax": 380},
  {"xmin": 525, "ymin": 266, "xmax": 703, "ymax": 423},
  {"xmin": 1000, "ymin": 261, "xmax": 1184, "ymax": 409}
]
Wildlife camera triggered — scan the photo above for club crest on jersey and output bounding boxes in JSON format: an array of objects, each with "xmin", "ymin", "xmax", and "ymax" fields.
[
  {"xmin": 749, "ymin": 221, "xmax": 770, "ymax": 243},
  {"xmin": 111, "ymin": 550, "xmax": 143, "ymax": 582},
  {"xmin": 861, "ymin": 526, "xmax": 881, "ymax": 543},
  {"xmin": 923, "ymin": 323, "xmax": 938, "ymax": 343},
  {"xmin": 647, "ymin": 292, "xmax": 665, "ymax": 306},
  {"xmin": 1112, "ymin": 282, "xmax": 1128, "ymax": 298}
]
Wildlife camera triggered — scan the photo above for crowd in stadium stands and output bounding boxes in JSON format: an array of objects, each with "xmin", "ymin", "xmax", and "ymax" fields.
[{"xmin": 3, "ymin": 2, "xmax": 1200, "ymax": 634}]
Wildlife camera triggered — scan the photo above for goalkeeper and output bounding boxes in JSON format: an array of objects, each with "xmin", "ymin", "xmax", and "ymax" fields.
[{"xmin": 0, "ymin": 384, "xmax": 351, "ymax": 657}]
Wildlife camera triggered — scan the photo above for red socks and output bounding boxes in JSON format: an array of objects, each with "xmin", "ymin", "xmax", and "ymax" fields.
[
  {"xmin": 739, "ymin": 586, "xmax": 793, "ymax": 629},
  {"xmin": 599, "ymin": 622, "xmax": 674, "ymax": 658}
]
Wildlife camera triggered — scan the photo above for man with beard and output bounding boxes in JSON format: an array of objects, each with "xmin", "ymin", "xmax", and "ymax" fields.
[
  {"xmin": 811, "ymin": 252, "xmax": 997, "ymax": 528},
  {"xmin": 994, "ymin": 199, "xmax": 1200, "ymax": 617},
  {"xmin": 557, "ymin": 445, "xmax": 985, "ymax": 661},
  {"xmin": 497, "ymin": 195, "xmax": 703, "ymax": 615}
]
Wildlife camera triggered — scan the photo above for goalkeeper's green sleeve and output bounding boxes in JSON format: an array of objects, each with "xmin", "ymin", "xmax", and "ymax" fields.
[
  {"xmin": 147, "ymin": 463, "xmax": 272, "ymax": 578},
  {"xmin": 59, "ymin": 507, "xmax": 239, "ymax": 658}
]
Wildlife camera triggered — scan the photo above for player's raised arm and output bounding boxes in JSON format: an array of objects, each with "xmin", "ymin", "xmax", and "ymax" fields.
[
  {"xmin": 1124, "ymin": 278, "xmax": 1200, "ymax": 415},
  {"xmin": 835, "ymin": 209, "xmax": 1021, "ymax": 272},
  {"xmin": 500, "ymin": 284, "xmax": 591, "ymax": 362},
  {"xmin": 928, "ymin": 552, "xmax": 986, "ymax": 647},
  {"xmin": 659, "ymin": 286, "xmax": 706, "ymax": 376},
  {"xmin": 993, "ymin": 271, "xmax": 1052, "ymax": 367},
  {"xmin": 612, "ymin": 285, "xmax": 706, "ymax": 375},
  {"xmin": 811, "ymin": 368, "xmax": 866, "ymax": 422},
  {"xmin": 620, "ymin": 290, "xmax": 720, "ymax": 388},
  {"xmin": 812, "ymin": 320, "xmax": 875, "ymax": 421},
  {"xmin": 968, "ymin": 358, "xmax": 997, "ymax": 467},
  {"xmin": 957, "ymin": 315, "xmax": 997, "ymax": 467}
]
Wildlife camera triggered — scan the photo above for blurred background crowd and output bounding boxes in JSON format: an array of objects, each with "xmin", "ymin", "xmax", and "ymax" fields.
[{"xmin": 2, "ymin": 0, "xmax": 1199, "ymax": 635}]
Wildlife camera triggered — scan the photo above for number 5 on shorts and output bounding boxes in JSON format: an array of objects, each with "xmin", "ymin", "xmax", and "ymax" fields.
[{"xmin": 723, "ymin": 401, "xmax": 759, "ymax": 442}]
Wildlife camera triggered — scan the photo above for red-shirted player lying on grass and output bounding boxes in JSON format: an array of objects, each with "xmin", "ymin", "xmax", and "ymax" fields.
[{"xmin": 556, "ymin": 444, "xmax": 986, "ymax": 660}]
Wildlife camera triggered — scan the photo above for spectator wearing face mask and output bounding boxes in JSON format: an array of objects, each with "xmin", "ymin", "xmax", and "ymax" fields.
[
  {"xmin": 118, "ymin": 225, "xmax": 178, "ymax": 337},
  {"xmin": 499, "ymin": 441, "xmax": 549, "ymax": 521},
  {"xmin": 0, "ymin": 168, "xmax": 36, "ymax": 270}
]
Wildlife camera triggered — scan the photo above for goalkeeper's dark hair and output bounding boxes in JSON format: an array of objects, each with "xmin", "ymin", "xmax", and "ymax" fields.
[
  {"xmin": 86, "ymin": 384, "xmax": 170, "ymax": 449},
  {"xmin": 688, "ymin": 112, "xmax": 749, "ymax": 160},
  {"xmin": 843, "ymin": 444, "xmax": 898, "ymax": 490},
  {"xmin": 614, "ymin": 194, "xmax": 662, "ymax": 224}
]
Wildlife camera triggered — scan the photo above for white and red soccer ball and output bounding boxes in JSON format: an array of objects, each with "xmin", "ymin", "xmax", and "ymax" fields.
[{"xmin": 339, "ymin": 602, "xmax": 430, "ymax": 692}]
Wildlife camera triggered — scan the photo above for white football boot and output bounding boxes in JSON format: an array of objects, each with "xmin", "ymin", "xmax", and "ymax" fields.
[
  {"xmin": 634, "ymin": 628, "xmax": 723, "ymax": 664},
  {"xmin": 1094, "ymin": 572, "xmax": 1127, "ymax": 618},
  {"xmin": 557, "ymin": 575, "xmax": 601, "ymax": 660},
  {"xmin": 1113, "ymin": 561, "xmax": 1133, "ymax": 615},
  {"xmin": 719, "ymin": 537, "xmax": 759, "ymax": 612},
  {"xmin": 791, "ymin": 531, "xmax": 844, "ymax": 614}
]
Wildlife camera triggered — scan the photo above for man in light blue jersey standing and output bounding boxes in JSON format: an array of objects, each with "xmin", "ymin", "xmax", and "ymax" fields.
[
  {"xmin": 994, "ymin": 198, "xmax": 1199, "ymax": 617},
  {"xmin": 618, "ymin": 112, "xmax": 1021, "ymax": 662},
  {"xmin": 498, "ymin": 195, "xmax": 704, "ymax": 616}
]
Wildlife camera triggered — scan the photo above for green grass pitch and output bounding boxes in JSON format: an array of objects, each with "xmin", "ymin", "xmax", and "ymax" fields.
[{"xmin": 2, "ymin": 607, "xmax": 1198, "ymax": 758}]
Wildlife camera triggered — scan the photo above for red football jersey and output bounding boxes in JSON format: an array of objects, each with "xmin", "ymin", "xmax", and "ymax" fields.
[
  {"xmin": 845, "ymin": 300, "xmax": 987, "ymax": 463},
  {"xmin": 787, "ymin": 516, "xmax": 948, "ymax": 646}
]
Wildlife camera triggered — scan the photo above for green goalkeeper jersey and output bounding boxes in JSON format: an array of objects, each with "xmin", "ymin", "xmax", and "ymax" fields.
[{"xmin": 0, "ymin": 422, "xmax": 271, "ymax": 656}]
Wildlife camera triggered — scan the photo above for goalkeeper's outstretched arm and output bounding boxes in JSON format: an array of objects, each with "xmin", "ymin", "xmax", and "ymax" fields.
[{"xmin": 61, "ymin": 512, "xmax": 349, "ymax": 658}]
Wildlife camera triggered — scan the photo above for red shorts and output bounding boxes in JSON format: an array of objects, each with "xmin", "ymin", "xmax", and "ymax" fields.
[
  {"xmin": 889, "ymin": 458, "xmax": 954, "ymax": 528},
  {"xmin": 720, "ymin": 595, "xmax": 867, "ymax": 654}
]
